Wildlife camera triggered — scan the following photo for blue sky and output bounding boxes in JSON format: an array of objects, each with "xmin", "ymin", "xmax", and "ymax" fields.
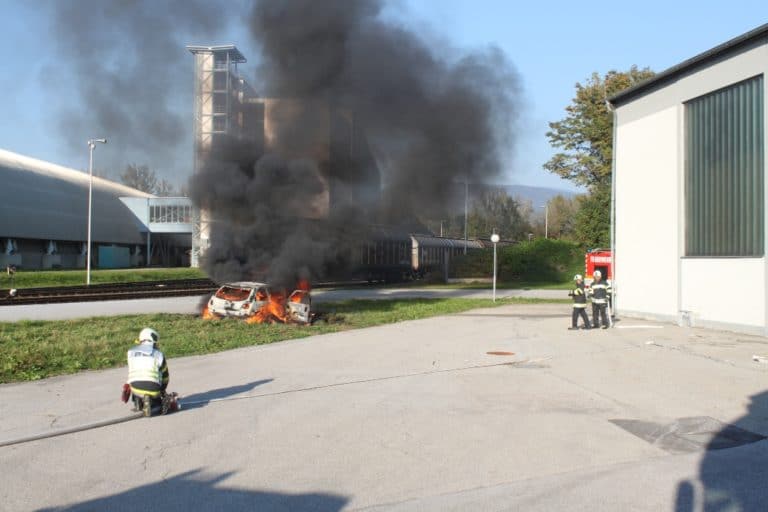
[{"xmin": 1, "ymin": 1, "xmax": 766, "ymax": 193}]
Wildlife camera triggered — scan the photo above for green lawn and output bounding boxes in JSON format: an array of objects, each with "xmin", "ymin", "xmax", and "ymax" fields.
[
  {"xmin": 2, "ymin": 268, "xmax": 207, "ymax": 289},
  {"xmin": 0, "ymin": 297, "xmax": 566, "ymax": 383}
]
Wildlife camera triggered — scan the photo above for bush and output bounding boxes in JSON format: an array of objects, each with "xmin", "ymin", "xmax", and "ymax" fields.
[{"xmin": 452, "ymin": 239, "xmax": 583, "ymax": 283}]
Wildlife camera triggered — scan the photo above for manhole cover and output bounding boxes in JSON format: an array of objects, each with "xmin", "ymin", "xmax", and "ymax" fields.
[
  {"xmin": 486, "ymin": 351, "xmax": 515, "ymax": 356},
  {"xmin": 610, "ymin": 416, "xmax": 765, "ymax": 453}
]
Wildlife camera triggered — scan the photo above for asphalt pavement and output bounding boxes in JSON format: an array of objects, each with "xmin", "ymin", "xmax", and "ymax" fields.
[{"xmin": 2, "ymin": 301, "xmax": 768, "ymax": 511}]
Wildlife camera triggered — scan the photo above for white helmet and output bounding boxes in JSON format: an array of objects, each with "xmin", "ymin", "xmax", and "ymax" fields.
[
  {"xmin": 594, "ymin": 270, "xmax": 602, "ymax": 277},
  {"xmin": 574, "ymin": 274, "xmax": 582, "ymax": 281},
  {"xmin": 139, "ymin": 327, "xmax": 159, "ymax": 345}
]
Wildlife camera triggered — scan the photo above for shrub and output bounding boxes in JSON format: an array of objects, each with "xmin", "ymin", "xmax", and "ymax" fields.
[{"xmin": 452, "ymin": 239, "xmax": 583, "ymax": 283}]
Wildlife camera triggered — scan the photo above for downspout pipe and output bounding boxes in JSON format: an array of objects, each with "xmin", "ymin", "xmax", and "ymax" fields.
[{"xmin": 607, "ymin": 99, "xmax": 618, "ymax": 316}]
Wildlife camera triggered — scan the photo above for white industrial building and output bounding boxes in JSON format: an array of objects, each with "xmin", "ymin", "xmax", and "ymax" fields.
[
  {"xmin": 0, "ymin": 149, "xmax": 194, "ymax": 270},
  {"xmin": 611, "ymin": 24, "xmax": 767, "ymax": 335}
]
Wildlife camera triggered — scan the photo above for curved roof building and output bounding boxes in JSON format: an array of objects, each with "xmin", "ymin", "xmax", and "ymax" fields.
[{"xmin": 0, "ymin": 149, "xmax": 153, "ymax": 245}]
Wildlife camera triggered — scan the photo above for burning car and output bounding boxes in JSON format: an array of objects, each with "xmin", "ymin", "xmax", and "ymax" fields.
[{"xmin": 204, "ymin": 281, "xmax": 311, "ymax": 324}]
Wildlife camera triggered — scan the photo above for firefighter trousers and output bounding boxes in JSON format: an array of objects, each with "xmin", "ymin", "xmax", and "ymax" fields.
[
  {"xmin": 572, "ymin": 307, "xmax": 591, "ymax": 328},
  {"xmin": 592, "ymin": 303, "xmax": 608, "ymax": 327}
]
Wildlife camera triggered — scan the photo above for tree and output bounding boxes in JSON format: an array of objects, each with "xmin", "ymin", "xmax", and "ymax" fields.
[
  {"xmin": 120, "ymin": 164, "xmax": 158, "ymax": 193},
  {"xmin": 545, "ymin": 66, "xmax": 655, "ymax": 247},
  {"xmin": 544, "ymin": 66, "xmax": 655, "ymax": 190},
  {"xmin": 546, "ymin": 194, "xmax": 580, "ymax": 240},
  {"xmin": 573, "ymin": 187, "xmax": 611, "ymax": 247},
  {"xmin": 156, "ymin": 179, "xmax": 175, "ymax": 197},
  {"xmin": 467, "ymin": 189, "xmax": 530, "ymax": 241}
]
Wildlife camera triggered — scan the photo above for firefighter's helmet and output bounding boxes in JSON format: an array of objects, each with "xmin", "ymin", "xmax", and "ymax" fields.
[
  {"xmin": 594, "ymin": 270, "xmax": 602, "ymax": 278},
  {"xmin": 574, "ymin": 274, "xmax": 582, "ymax": 281},
  {"xmin": 138, "ymin": 327, "xmax": 159, "ymax": 345}
]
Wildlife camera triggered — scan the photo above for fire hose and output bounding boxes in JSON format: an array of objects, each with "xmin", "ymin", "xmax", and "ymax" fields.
[
  {"xmin": 0, "ymin": 412, "xmax": 144, "ymax": 448},
  {"xmin": 1, "ymin": 359, "xmax": 541, "ymax": 449}
]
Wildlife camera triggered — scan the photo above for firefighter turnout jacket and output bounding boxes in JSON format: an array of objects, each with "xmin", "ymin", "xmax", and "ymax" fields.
[
  {"xmin": 569, "ymin": 282, "xmax": 588, "ymax": 308},
  {"xmin": 590, "ymin": 279, "xmax": 611, "ymax": 304},
  {"xmin": 127, "ymin": 342, "xmax": 169, "ymax": 397}
]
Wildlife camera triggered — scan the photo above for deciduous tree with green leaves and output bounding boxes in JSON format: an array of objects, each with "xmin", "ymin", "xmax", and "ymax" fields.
[{"xmin": 545, "ymin": 66, "xmax": 655, "ymax": 245}]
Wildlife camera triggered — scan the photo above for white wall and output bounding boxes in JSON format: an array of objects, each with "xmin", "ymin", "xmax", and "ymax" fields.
[
  {"xmin": 615, "ymin": 106, "xmax": 680, "ymax": 318},
  {"xmin": 681, "ymin": 258, "xmax": 764, "ymax": 329},
  {"xmin": 614, "ymin": 38, "xmax": 768, "ymax": 334}
]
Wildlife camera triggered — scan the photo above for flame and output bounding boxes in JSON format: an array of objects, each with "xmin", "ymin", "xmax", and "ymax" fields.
[
  {"xmin": 290, "ymin": 290, "xmax": 309, "ymax": 303},
  {"xmin": 297, "ymin": 279, "xmax": 311, "ymax": 292},
  {"xmin": 246, "ymin": 291, "xmax": 288, "ymax": 324},
  {"xmin": 201, "ymin": 305, "xmax": 216, "ymax": 320}
]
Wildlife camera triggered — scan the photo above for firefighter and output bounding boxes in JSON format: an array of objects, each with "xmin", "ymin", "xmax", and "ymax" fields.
[
  {"xmin": 568, "ymin": 274, "xmax": 591, "ymax": 330},
  {"xmin": 590, "ymin": 270, "xmax": 611, "ymax": 329},
  {"xmin": 126, "ymin": 327, "xmax": 171, "ymax": 415}
]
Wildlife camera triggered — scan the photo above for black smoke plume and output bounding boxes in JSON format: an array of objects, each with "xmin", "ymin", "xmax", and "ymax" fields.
[
  {"xmin": 46, "ymin": 0, "xmax": 236, "ymax": 181},
  {"xmin": 191, "ymin": 0, "xmax": 521, "ymax": 286}
]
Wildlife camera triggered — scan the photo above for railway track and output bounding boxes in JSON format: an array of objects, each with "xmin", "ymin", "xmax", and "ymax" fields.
[
  {"xmin": 0, "ymin": 279, "xmax": 371, "ymax": 306},
  {"xmin": 0, "ymin": 279, "xmax": 218, "ymax": 306}
]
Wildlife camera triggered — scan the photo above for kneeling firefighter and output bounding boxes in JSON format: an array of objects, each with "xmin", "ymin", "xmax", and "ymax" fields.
[{"xmin": 122, "ymin": 327, "xmax": 178, "ymax": 416}]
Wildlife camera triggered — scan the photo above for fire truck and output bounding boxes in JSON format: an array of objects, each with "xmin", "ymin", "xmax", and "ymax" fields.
[{"xmin": 584, "ymin": 248, "xmax": 612, "ymax": 287}]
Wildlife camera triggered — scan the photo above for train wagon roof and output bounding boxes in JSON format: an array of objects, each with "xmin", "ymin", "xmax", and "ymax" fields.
[{"xmin": 412, "ymin": 235, "xmax": 483, "ymax": 249}]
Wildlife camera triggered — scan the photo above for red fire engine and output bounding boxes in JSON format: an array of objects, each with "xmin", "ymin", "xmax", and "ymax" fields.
[{"xmin": 584, "ymin": 248, "xmax": 612, "ymax": 286}]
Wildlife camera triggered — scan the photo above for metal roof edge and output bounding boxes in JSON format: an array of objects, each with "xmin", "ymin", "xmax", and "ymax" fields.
[
  {"xmin": 609, "ymin": 23, "xmax": 768, "ymax": 107},
  {"xmin": 186, "ymin": 44, "xmax": 246, "ymax": 63},
  {"xmin": 0, "ymin": 148, "xmax": 155, "ymax": 199}
]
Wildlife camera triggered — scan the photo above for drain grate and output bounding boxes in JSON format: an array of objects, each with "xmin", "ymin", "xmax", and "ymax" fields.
[{"xmin": 610, "ymin": 416, "xmax": 765, "ymax": 453}]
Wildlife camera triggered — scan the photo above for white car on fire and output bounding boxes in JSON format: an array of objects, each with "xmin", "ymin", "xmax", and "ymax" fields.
[
  {"xmin": 207, "ymin": 281, "xmax": 311, "ymax": 323},
  {"xmin": 208, "ymin": 281, "xmax": 269, "ymax": 318}
]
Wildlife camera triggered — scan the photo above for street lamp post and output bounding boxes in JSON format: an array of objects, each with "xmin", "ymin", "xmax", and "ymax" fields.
[
  {"xmin": 463, "ymin": 180, "xmax": 469, "ymax": 254},
  {"xmin": 540, "ymin": 204, "xmax": 549, "ymax": 239},
  {"xmin": 491, "ymin": 232, "xmax": 500, "ymax": 302},
  {"xmin": 86, "ymin": 138, "xmax": 107, "ymax": 285}
]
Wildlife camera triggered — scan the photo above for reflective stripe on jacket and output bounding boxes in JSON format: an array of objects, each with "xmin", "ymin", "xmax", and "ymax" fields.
[
  {"xmin": 590, "ymin": 281, "xmax": 611, "ymax": 304},
  {"xmin": 570, "ymin": 283, "xmax": 587, "ymax": 308}
]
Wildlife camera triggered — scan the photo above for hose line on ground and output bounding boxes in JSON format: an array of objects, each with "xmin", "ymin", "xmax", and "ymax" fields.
[
  {"xmin": 1, "ymin": 358, "xmax": 539, "ymax": 448},
  {"xmin": 0, "ymin": 412, "xmax": 144, "ymax": 448}
]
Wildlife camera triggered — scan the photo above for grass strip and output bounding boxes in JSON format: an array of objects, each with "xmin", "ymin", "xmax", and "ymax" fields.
[{"xmin": 0, "ymin": 297, "xmax": 566, "ymax": 383}]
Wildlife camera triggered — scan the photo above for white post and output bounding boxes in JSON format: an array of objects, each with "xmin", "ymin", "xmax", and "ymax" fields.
[
  {"xmin": 491, "ymin": 233, "xmax": 500, "ymax": 302},
  {"xmin": 464, "ymin": 180, "xmax": 469, "ymax": 254},
  {"xmin": 86, "ymin": 142, "xmax": 94, "ymax": 285},
  {"xmin": 493, "ymin": 242, "xmax": 497, "ymax": 302},
  {"xmin": 86, "ymin": 138, "xmax": 106, "ymax": 285}
]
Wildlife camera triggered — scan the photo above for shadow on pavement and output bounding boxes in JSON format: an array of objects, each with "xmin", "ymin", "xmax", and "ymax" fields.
[
  {"xmin": 675, "ymin": 389, "xmax": 768, "ymax": 511},
  {"xmin": 38, "ymin": 469, "xmax": 348, "ymax": 512},
  {"xmin": 180, "ymin": 379, "xmax": 273, "ymax": 410}
]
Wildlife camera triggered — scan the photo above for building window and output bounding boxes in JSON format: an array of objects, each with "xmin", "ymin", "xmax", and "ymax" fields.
[
  {"xmin": 213, "ymin": 116, "xmax": 227, "ymax": 132},
  {"xmin": 685, "ymin": 74, "xmax": 764, "ymax": 256},
  {"xmin": 213, "ymin": 72, "xmax": 228, "ymax": 91}
]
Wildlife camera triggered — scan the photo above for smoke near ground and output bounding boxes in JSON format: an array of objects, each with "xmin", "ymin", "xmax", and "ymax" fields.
[
  {"xmin": 190, "ymin": 0, "xmax": 522, "ymax": 286},
  {"xmin": 45, "ymin": 0, "xmax": 237, "ymax": 182}
]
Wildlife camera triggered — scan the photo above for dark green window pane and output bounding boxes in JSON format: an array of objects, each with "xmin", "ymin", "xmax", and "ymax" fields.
[{"xmin": 685, "ymin": 75, "xmax": 764, "ymax": 256}]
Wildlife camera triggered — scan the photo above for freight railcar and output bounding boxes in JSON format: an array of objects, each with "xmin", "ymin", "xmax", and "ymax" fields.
[{"xmin": 355, "ymin": 231, "xmax": 483, "ymax": 283}]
